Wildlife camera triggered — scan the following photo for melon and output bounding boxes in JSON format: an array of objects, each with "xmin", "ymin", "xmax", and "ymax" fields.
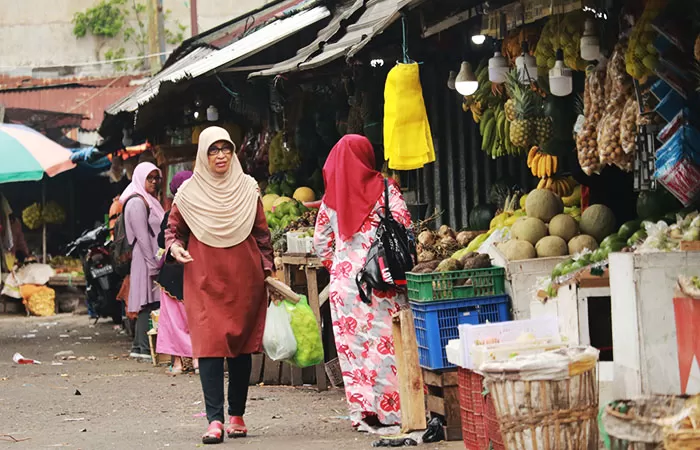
[
  {"xmin": 499, "ymin": 240, "xmax": 536, "ymax": 261},
  {"xmin": 535, "ymin": 236, "xmax": 568, "ymax": 257},
  {"xmin": 293, "ymin": 187, "xmax": 316, "ymax": 203},
  {"xmin": 580, "ymin": 204, "xmax": 616, "ymax": 243},
  {"xmin": 525, "ymin": 189, "xmax": 564, "ymax": 223},
  {"xmin": 549, "ymin": 214, "xmax": 579, "ymax": 242},
  {"xmin": 512, "ymin": 217, "xmax": 547, "ymax": 245},
  {"xmin": 568, "ymin": 235, "xmax": 598, "ymax": 255},
  {"xmin": 262, "ymin": 194, "xmax": 280, "ymax": 212},
  {"xmin": 272, "ymin": 196, "xmax": 293, "ymax": 209}
]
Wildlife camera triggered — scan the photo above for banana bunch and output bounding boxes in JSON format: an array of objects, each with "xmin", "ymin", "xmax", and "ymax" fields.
[
  {"xmin": 463, "ymin": 61, "xmax": 490, "ymax": 122},
  {"xmin": 537, "ymin": 176, "xmax": 577, "ymax": 197},
  {"xmin": 528, "ymin": 146, "xmax": 558, "ymax": 178},
  {"xmin": 480, "ymin": 103, "xmax": 523, "ymax": 158}
]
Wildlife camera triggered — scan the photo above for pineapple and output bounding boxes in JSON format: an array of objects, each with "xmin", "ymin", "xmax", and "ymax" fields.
[
  {"xmin": 504, "ymin": 99, "xmax": 516, "ymax": 121},
  {"xmin": 534, "ymin": 116, "xmax": 553, "ymax": 145},
  {"xmin": 505, "ymin": 70, "xmax": 536, "ymax": 148}
]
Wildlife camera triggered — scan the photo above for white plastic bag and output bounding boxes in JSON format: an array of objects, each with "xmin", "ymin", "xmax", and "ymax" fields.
[{"xmin": 263, "ymin": 302, "xmax": 297, "ymax": 361}]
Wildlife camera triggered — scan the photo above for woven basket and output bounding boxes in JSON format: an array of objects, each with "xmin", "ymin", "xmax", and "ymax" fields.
[
  {"xmin": 663, "ymin": 428, "xmax": 700, "ymax": 449},
  {"xmin": 603, "ymin": 396, "xmax": 688, "ymax": 450},
  {"xmin": 485, "ymin": 362, "xmax": 599, "ymax": 450}
]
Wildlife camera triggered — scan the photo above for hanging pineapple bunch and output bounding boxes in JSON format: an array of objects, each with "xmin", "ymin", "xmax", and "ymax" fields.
[{"xmin": 505, "ymin": 69, "xmax": 538, "ymax": 149}]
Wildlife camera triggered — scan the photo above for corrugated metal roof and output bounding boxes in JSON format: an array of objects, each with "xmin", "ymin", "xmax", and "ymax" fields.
[
  {"xmin": 250, "ymin": 0, "xmax": 417, "ymax": 77},
  {"xmin": 106, "ymin": 6, "xmax": 330, "ymax": 116},
  {"xmin": 0, "ymin": 85, "xmax": 137, "ymax": 131}
]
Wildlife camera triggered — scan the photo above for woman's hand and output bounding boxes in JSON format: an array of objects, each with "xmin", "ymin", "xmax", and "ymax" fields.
[{"xmin": 170, "ymin": 243, "xmax": 193, "ymax": 264}]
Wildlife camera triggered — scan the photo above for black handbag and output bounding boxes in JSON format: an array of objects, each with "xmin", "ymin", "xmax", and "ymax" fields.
[{"xmin": 355, "ymin": 179, "xmax": 416, "ymax": 305}]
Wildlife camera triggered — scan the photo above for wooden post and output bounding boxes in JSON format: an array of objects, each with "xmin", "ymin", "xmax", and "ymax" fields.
[
  {"xmin": 42, "ymin": 179, "xmax": 47, "ymax": 263},
  {"xmin": 305, "ymin": 266, "xmax": 328, "ymax": 392},
  {"xmin": 189, "ymin": 0, "xmax": 198, "ymax": 36},
  {"xmin": 147, "ymin": 0, "xmax": 159, "ymax": 73},
  {"xmin": 392, "ymin": 309, "xmax": 426, "ymax": 433}
]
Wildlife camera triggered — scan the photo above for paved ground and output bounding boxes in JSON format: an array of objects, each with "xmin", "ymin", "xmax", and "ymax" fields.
[{"xmin": 0, "ymin": 314, "xmax": 463, "ymax": 450}]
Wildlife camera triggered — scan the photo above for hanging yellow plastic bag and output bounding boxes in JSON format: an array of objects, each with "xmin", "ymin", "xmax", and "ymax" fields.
[
  {"xmin": 283, "ymin": 295, "xmax": 324, "ymax": 368},
  {"xmin": 384, "ymin": 63, "xmax": 435, "ymax": 170}
]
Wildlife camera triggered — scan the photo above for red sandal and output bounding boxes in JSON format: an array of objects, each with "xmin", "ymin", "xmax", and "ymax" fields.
[
  {"xmin": 226, "ymin": 416, "xmax": 248, "ymax": 438},
  {"xmin": 202, "ymin": 421, "xmax": 224, "ymax": 445}
]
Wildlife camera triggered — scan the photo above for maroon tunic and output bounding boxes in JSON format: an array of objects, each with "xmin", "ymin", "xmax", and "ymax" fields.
[{"xmin": 165, "ymin": 201, "xmax": 273, "ymax": 358}]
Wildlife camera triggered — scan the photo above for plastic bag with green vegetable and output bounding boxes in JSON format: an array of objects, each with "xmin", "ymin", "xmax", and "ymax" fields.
[{"xmin": 283, "ymin": 295, "xmax": 324, "ymax": 368}]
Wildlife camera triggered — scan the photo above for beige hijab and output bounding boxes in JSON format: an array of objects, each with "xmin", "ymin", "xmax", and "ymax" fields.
[{"xmin": 174, "ymin": 126, "xmax": 260, "ymax": 248}]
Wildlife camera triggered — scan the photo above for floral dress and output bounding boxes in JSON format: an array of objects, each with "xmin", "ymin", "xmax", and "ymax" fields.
[{"xmin": 314, "ymin": 183, "xmax": 412, "ymax": 426}]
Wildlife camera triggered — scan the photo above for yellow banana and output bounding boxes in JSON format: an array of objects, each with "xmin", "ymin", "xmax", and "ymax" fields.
[
  {"xmin": 545, "ymin": 178, "xmax": 553, "ymax": 190},
  {"xmin": 537, "ymin": 178, "xmax": 545, "ymax": 189},
  {"xmin": 527, "ymin": 146, "xmax": 538, "ymax": 167},
  {"xmin": 538, "ymin": 157, "xmax": 547, "ymax": 178},
  {"xmin": 552, "ymin": 155, "xmax": 558, "ymax": 175},
  {"xmin": 545, "ymin": 156, "xmax": 552, "ymax": 177},
  {"xmin": 531, "ymin": 154, "xmax": 540, "ymax": 176}
]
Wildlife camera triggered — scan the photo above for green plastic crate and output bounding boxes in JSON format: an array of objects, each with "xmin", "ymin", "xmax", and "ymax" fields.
[{"xmin": 406, "ymin": 266, "xmax": 506, "ymax": 302}]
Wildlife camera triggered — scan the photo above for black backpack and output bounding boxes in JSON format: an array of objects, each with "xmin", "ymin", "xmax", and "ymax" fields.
[
  {"xmin": 113, "ymin": 194, "xmax": 151, "ymax": 277},
  {"xmin": 355, "ymin": 179, "xmax": 416, "ymax": 305}
]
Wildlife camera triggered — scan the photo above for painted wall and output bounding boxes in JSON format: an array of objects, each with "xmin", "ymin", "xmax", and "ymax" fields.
[{"xmin": 0, "ymin": 0, "xmax": 275, "ymax": 77}]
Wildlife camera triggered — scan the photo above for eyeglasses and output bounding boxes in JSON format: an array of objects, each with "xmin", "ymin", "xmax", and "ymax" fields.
[
  {"xmin": 146, "ymin": 175, "xmax": 162, "ymax": 183},
  {"xmin": 207, "ymin": 145, "xmax": 234, "ymax": 156}
]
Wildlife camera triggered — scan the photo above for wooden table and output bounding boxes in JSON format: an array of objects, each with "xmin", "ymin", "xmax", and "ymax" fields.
[
  {"xmin": 48, "ymin": 274, "xmax": 87, "ymax": 314},
  {"xmin": 280, "ymin": 254, "xmax": 328, "ymax": 392}
]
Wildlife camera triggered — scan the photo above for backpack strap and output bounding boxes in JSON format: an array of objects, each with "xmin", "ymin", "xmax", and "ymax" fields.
[{"xmin": 122, "ymin": 194, "xmax": 155, "ymax": 238}]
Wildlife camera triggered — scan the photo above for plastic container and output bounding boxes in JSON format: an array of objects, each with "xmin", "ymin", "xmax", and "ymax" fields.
[
  {"xmin": 406, "ymin": 267, "xmax": 505, "ymax": 302},
  {"xmin": 286, "ymin": 231, "xmax": 314, "ymax": 254},
  {"xmin": 458, "ymin": 368, "xmax": 503, "ymax": 450},
  {"xmin": 458, "ymin": 316, "xmax": 561, "ymax": 370},
  {"xmin": 411, "ymin": 295, "xmax": 510, "ymax": 370}
]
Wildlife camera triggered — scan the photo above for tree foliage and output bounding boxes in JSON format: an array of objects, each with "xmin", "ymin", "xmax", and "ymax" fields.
[{"xmin": 72, "ymin": 0, "xmax": 186, "ymax": 71}]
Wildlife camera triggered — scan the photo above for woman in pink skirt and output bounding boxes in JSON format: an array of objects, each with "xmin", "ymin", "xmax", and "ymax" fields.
[{"xmin": 156, "ymin": 171, "xmax": 196, "ymax": 374}]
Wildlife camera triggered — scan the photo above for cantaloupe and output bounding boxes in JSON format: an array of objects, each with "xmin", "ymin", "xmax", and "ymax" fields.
[
  {"xmin": 549, "ymin": 214, "xmax": 579, "ymax": 242},
  {"xmin": 512, "ymin": 217, "xmax": 547, "ymax": 245},
  {"xmin": 580, "ymin": 204, "xmax": 616, "ymax": 243},
  {"xmin": 499, "ymin": 240, "xmax": 536, "ymax": 261},
  {"xmin": 525, "ymin": 189, "xmax": 564, "ymax": 223},
  {"xmin": 262, "ymin": 194, "xmax": 280, "ymax": 212},
  {"xmin": 535, "ymin": 236, "xmax": 568, "ymax": 257},
  {"xmin": 293, "ymin": 187, "xmax": 316, "ymax": 203},
  {"xmin": 568, "ymin": 234, "xmax": 598, "ymax": 255}
]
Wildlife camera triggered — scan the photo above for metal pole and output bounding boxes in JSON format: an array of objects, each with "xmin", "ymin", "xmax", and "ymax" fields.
[
  {"xmin": 157, "ymin": 0, "xmax": 166, "ymax": 65},
  {"xmin": 42, "ymin": 179, "xmax": 47, "ymax": 263},
  {"xmin": 190, "ymin": 0, "xmax": 198, "ymax": 36}
]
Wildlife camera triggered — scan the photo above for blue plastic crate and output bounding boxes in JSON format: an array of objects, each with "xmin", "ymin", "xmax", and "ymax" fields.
[{"xmin": 410, "ymin": 295, "xmax": 510, "ymax": 370}]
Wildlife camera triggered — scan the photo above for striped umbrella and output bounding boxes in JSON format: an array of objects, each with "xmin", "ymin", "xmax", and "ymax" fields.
[{"xmin": 0, "ymin": 123, "xmax": 75, "ymax": 184}]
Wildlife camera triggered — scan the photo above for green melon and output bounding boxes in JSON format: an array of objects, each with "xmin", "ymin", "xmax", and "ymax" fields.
[
  {"xmin": 549, "ymin": 214, "xmax": 579, "ymax": 242},
  {"xmin": 525, "ymin": 189, "xmax": 564, "ymax": 223},
  {"xmin": 568, "ymin": 234, "xmax": 599, "ymax": 255},
  {"xmin": 580, "ymin": 204, "xmax": 616, "ymax": 243},
  {"xmin": 512, "ymin": 217, "xmax": 547, "ymax": 245}
]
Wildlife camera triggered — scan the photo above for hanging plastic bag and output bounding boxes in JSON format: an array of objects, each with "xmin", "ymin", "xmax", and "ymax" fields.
[
  {"xmin": 262, "ymin": 302, "xmax": 297, "ymax": 361},
  {"xmin": 283, "ymin": 295, "xmax": 324, "ymax": 368}
]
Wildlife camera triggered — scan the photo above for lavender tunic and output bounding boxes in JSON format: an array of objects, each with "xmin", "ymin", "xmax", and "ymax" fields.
[{"xmin": 124, "ymin": 198, "xmax": 160, "ymax": 313}]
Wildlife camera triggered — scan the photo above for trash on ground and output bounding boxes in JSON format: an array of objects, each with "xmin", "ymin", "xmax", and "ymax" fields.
[
  {"xmin": 74, "ymin": 389, "xmax": 81, "ymax": 396},
  {"xmin": 13, "ymin": 353, "xmax": 41, "ymax": 365},
  {"xmin": 54, "ymin": 350, "xmax": 75, "ymax": 359},
  {"xmin": 421, "ymin": 417, "xmax": 445, "ymax": 443},
  {"xmin": 371, "ymin": 438, "xmax": 418, "ymax": 447}
]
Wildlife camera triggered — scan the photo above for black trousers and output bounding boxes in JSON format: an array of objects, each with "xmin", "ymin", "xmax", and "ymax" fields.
[{"xmin": 198, "ymin": 354, "xmax": 252, "ymax": 423}]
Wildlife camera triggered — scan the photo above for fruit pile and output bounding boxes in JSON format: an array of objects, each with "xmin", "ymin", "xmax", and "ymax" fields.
[
  {"xmin": 625, "ymin": 0, "xmax": 666, "ymax": 81},
  {"xmin": 22, "ymin": 203, "xmax": 43, "ymax": 230},
  {"xmin": 21, "ymin": 201, "xmax": 66, "ymax": 230},
  {"xmin": 49, "ymin": 256, "xmax": 83, "ymax": 275},
  {"xmin": 416, "ymin": 226, "xmax": 484, "ymax": 263},
  {"xmin": 495, "ymin": 189, "xmax": 602, "ymax": 262},
  {"xmin": 534, "ymin": 11, "xmax": 588, "ymax": 75},
  {"xmin": 42, "ymin": 201, "xmax": 66, "ymax": 225},
  {"xmin": 576, "ymin": 66, "xmax": 606, "ymax": 175},
  {"xmin": 505, "ymin": 70, "xmax": 551, "ymax": 150},
  {"xmin": 268, "ymin": 131, "xmax": 302, "ymax": 175}
]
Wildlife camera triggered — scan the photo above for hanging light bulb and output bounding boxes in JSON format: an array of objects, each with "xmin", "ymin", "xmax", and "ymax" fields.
[
  {"xmin": 549, "ymin": 49, "xmax": 573, "ymax": 96},
  {"xmin": 515, "ymin": 41, "xmax": 537, "ymax": 84},
  {"xmin": 447, "ymin": 71, "xmax": 457, "ymax": 90},
  {"xmin": 580, "ymin": 18, "xmax": 600, "ymax": 61},
  {"xmin": 488, "ymin": 51, "xmax": 509, "ymax": 84},
  {"xmin": 471, "ymin": 34, "xmax": 486, "ymax": 45},
  {"xmin": 454, "ymin": 62, "xmax": 479, "ymax": 96}
]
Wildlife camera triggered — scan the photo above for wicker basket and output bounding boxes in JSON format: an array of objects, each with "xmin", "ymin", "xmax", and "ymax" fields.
[
  {"xmin": 483, "ymin": 347, "xmax": 600, "ymax": 450},
  {"xmin": 663, "ymin": 428, "xmax": 700, "ymax": 449},
  {"xmin": 602, "ymin": 396, "xmax": 688, "ymax": 450}
]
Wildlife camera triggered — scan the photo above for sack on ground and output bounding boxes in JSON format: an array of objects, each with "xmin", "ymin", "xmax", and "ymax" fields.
[
  {"xmin": 283, "ymin": 295, "xmax": 324, "ymax": 368},
  {"xmin": 263, "ymin": 302, "xmax": 297, "ymax": 361}
]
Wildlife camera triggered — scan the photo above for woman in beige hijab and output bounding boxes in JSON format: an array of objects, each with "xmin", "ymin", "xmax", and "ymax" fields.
[{"xmin": 166, "ymin": 126, "xmax": 274, "ymax": 445}]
